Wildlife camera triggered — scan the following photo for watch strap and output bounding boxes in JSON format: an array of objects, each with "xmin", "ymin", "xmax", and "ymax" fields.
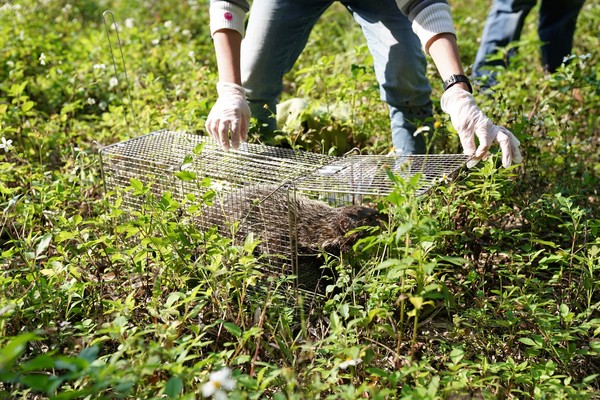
[{"xmin": 443, "ymin": 74, "xmax": 473, "ymax": 93}]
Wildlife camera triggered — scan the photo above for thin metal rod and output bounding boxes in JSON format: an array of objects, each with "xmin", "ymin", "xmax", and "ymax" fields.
[{"xmin": 102, "ymin": 10, "xmax": 138, "ymax": 136}]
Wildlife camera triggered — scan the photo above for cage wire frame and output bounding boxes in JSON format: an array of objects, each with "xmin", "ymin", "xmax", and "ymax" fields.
[{"xmin": 99, "ymin": 129, "xmax": 470, "ymax": 300}]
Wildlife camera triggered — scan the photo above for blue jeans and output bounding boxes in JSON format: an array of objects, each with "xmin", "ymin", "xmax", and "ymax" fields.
[
  {"xmin": 472, "ymin": 0, "xmax": 585, "ymax": 81},
  {"xmin": 241, "ymin": 0, "xmax": 432, "ymax": 155}
]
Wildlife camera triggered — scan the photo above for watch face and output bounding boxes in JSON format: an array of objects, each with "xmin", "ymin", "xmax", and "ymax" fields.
[{"xmin": 443, "ymin": 75, "xmax": 458, "ymax": 90}]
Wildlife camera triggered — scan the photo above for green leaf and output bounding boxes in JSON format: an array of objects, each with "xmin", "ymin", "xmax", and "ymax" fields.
[
  {"xmin": 531, "ymin": 239, "xmax": 559, "ymax": 248},
  {"xmin": 559, "ymin": 303, "xmax": 569, "ymax": 316},
  {"xmin": 438, "ymin": 256, "xmax": 467, "ymax": 266},
  {"xmin": 519, "ymin": 337, "xmax": 540, "ymax": 347},
  {"xmin": 9, "ymin": 81, "xmax": 27, "ymax": 97},
  {"xmin": 165, "ymin": 292, "xmax": 183, "ymax": 308},
  {"xmin": 365, "ymin": 367, "xmax": 389, "ymax": 378},
  {"xmin": 449, "ymin": 348, "xmax": 464, "ymax": 364},
  {"xmin": 377, "ymin": 258, "xmax": 401, "ymax": 269},
  {"xmin": 55, "ymin": 231, "xmax": 76, "ymax": 243},
  {"xmin": 113, "ymin": 380, "xmax": 135, "ymax": 395},
  {"xmin": 409, "ymin": 296, "xmax": 424, "ymax": 310},
  {"xmin": 583, "ymin": 374, "xmax": 600, "ymax": 384},
  {"xmin": 427, "ymin": 375, "xmax": 440, "ymax": 395},
  {"xmin": 0, "ymin": 333, "xmax": 40, "ymax": 370},
  {"xmin": 394, "ymin": 222, "xmax": 415, "ymax": 242},
  {"xmin": 21, "ymin": 354, "xmax": 55, "ymax": 372},
  {"xmin": 223, "ymin": 322, "xmax": 242, "ymax": 338},
  {"xmin": 35, "ymin": 233, "xmax": 52, "ymax": 258},
  {"xmin": 193, "ymin": 143, "xmax": 205, "ymax": 155},
  {"xmin": 54, "ymin": 356, "xmax": 88, "ymax": 373},
  {"xmin": 22, "ymin": 101, "xmax": 35, "ymax": 112},
  {"xmin": 182, "ymin": 155, "xmax": 194, "ymax": 165},
  {"xmin": 164, "ymin": 376, "xmax": 183, "ymax": 398},
  {"xmin": 174, "ymin": 170, "xmax": 197, "ymax": 181},
  {"xmin": 20, "ymin": 373, "xmax": 57, "ymax": 393},
  {"xmin": 129, "ymin": 178, "xmax": 144, "ymax": 191},
  {"xmin": 78, "ymin": 346, "xmax": 99, "ymax": 363}
]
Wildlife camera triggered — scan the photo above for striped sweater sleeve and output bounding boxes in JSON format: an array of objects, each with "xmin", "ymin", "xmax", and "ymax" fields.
[
  {"xmin": 209, "ymin": 0, "xmax": 250, "ymax": 37},
  {"xmin": 396, "ymin": 0, "xmax": 456, "ymax": 53}
]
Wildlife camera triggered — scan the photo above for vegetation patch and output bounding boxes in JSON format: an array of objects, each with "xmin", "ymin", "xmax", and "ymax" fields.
[{"xmin": 1, "ymin": 0, "xmax": 598, "ymax": 398}]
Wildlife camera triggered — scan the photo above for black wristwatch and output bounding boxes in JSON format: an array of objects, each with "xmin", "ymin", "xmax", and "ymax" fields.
[{"xmin": 443, "ymin": 74, "xmax": 473, "ymax": 93}]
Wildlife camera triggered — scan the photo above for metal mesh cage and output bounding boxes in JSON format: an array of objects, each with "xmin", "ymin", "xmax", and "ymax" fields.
[{"xmin": 99, "ymin": 130, "xmax": 470, "ymax": 298}]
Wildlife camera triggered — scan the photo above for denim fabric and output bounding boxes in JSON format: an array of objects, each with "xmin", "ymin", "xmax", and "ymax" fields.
[
  {"xmin": 472, "ymin": 0, "xmax": 585, "ymax": 81},
  {"xmin": 240, "ymin": 0, "xmax": 433, "ymax": 154}
]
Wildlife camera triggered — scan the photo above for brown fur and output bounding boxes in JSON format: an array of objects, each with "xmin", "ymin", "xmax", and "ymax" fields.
[
  {"xmin": 207, "ymin": 186, "xmax": 382, "ymax": 255},
  {"xmin": 200, "ymin": 186, "xmax": 383, "ymax": 293}
]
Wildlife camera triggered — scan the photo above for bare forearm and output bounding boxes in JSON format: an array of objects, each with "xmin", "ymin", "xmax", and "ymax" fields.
[
  {"xmin": 209, "ymin": 0, "xmax": 247, "ymax": 84},
  {"xmin": 427, "ymin": 33, "xmax": 471, "ymax": 92},
  {"xmin": 213, "ymin": 29, "xmax": 242, "ymax": 85}
]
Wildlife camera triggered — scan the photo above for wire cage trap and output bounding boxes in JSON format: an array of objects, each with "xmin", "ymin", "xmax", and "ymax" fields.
[{"xmin": 99, "ymin": 130, "xmax": 470, "ymax": 300}]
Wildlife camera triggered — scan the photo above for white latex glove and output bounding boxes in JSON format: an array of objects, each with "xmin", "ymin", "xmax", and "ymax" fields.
[
  {"xmin": 205, "ymin": 82, "xmax": 250, "ymax": 151},
  {"xmin": 441, "ymin": 86, "xmax": 522, "ymax": 168}
]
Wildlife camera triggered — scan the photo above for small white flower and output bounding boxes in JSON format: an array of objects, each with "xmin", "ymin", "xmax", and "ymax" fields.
[
  {"xmin": 0, "ymin": 137, "xmax": 14, "ymax": 152},
  {"xmin": 180, "ymin": 162, "xmax": 193, "ymax": 171},
  {"xmin": 182, "ymin": 29, "xmax": 191, "ymax": 37},
  {"xmin": 151, "ymin": 38, "xmax": 160, "ymax": 45},
  {"xmin": 93, "ymin": 63, "xmax": 106, "ymax": 70},
  {"xmin": 188, "ymin": 51, "xmax": 195, "ymax": 58},
  {"xmin": 87, "ymin": 97, "xmax": 96, "ymax": 105},
  {"xmin": 164, "ymin": 20, "xmax": 173, "ymax": 29},
  {"xmin": 99, "ymin": 101, "xmax": 107, "ymax": 111},
  {"xmin": 39, "ymin": 52, "xmax": 46, "ymax": 65},
  {"xmin": 413, "ymin": 125, "xmax": 430, "ymax": 137},
  {"xmin": 109, "ymin": 77, "xmax": 118, "ymax": 89},
  {"xmin": 202, "ymin": 368, "xmax": 235, "ymax": 399},
  {"xmin": 209, "ymin": 180, "xmax": 226, "ymax": 192},
  {"xmin": 6, "ymin": 60, "xmax": 14, "ymax": 68},
  {"xmin": 125, "ymin": 17, "xmax": 134, "ymax": 29},
  {"xmin": 339, "ymin": 357, "xmax": 362, "ymax": 370}
]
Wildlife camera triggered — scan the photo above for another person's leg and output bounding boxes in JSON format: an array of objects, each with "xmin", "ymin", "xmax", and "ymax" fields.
[
  {"xmin": 538, "ymin": 0, "xmax": 585, "ymax": 73},
  {"xmin": 346, "ymin": 0, "xmax": 432, "ymax": 154},
  {"xmin": 241, "ymin": 0, "xmax": 332, "ymax": 143},
  {"xmin": 472, "ymin": 0, "xmax": 537, "ymax": 81}
]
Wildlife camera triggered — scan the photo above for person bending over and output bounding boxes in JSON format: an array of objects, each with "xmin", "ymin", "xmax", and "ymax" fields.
[{"xmin": 206, "ymin": 0, "xmax": 522, "ymax": 168}]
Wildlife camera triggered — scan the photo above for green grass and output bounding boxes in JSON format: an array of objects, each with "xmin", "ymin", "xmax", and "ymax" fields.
[{"xmin": 1, "ymin": 0, "xmax": 599, "ymax": 398}]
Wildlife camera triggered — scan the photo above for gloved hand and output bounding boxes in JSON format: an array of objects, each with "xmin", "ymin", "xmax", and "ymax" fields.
[
  {"xmin": 441, "ymin": 86, "xmax": 522, "ymax": 168},
  {"xmin": 205, "ymin": 82, "xmax": 250, "ymax": 151}
]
